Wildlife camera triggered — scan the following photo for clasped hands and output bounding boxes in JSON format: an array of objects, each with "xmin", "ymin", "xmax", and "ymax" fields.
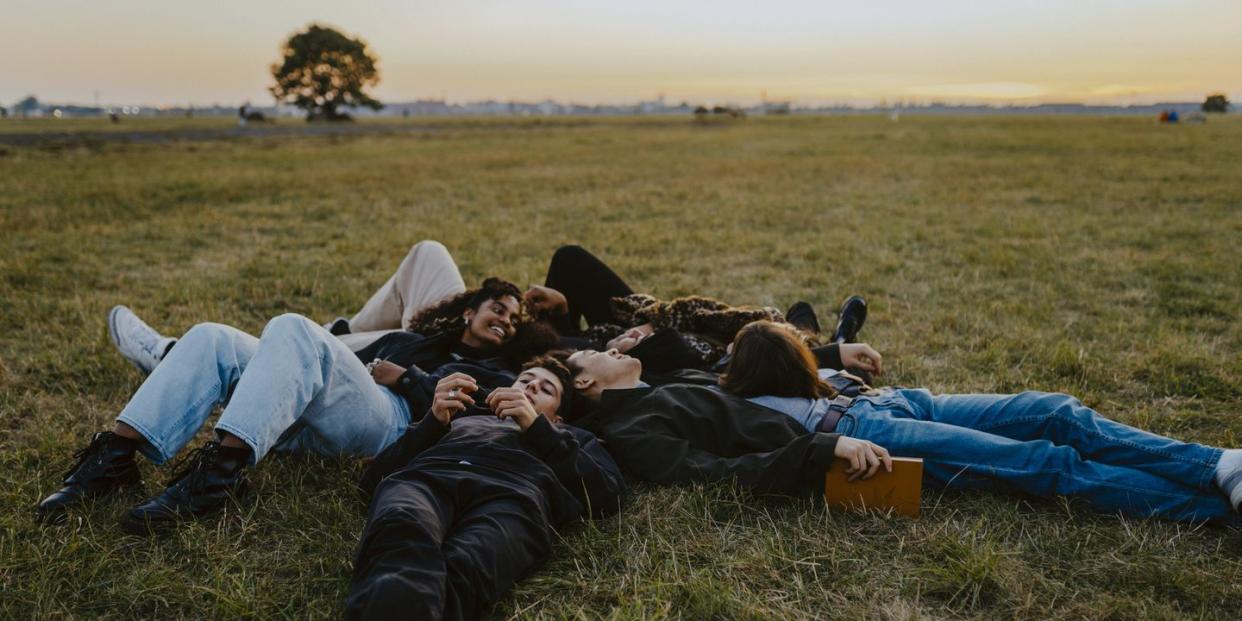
[{"xmin": 431, "ymin": 372, "xmax": 540, "ymax": 430}]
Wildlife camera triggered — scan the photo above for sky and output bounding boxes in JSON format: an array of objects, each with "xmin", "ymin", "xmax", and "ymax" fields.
[{"xmin": 2, "ymin": 0, "xmax": 1239, "ymax": 107}]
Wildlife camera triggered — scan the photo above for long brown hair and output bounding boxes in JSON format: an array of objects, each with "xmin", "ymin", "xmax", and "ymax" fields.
[{"xmin": 719, "ymin": 320, "xmax": 836, "ymax": 399}]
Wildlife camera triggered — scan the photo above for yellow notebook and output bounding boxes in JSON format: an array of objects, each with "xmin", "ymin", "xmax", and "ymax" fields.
[{"xmin": 824, "ymin": 457, "xmax": 923, "ymax": 518}]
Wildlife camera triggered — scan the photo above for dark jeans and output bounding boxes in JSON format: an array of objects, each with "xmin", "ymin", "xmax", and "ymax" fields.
[
  {"xmin": 345, "ymin": 467, "xmax": 553, "ymax": 621},
  {"xmin": 544, "ymin": 245, "xmax": 633, "ymax": 335}
]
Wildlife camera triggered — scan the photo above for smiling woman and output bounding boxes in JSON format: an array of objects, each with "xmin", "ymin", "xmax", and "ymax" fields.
[{"xmin": 352, "ymin": 276, "xmax": 557, "ymax": 382}]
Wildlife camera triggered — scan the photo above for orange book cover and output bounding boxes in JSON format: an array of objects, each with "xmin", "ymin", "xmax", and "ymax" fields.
[{"xmin": 824, "ymin": 457, "xmax": 923, "ymax": 518}]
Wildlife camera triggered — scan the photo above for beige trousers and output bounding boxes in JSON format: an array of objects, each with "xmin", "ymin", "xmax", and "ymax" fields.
[{"xmin": 337, "ymin": 241, "xmax": 467, "ymax": 351}]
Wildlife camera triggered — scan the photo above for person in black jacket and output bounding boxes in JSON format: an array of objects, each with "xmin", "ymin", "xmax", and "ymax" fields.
[
  {"xmin": 346, "ymin": 356, "xmax": 624, "ymax": 621},
  {"xmin": 35, "ymin": 278, "xmax": 543, "ymax": 532},
  {"xmin": 565, "ymin": 348, "xmax": 889, "ymax": 496},
  {"xmin": 595, "ymin": 319, "xmax": 1242, "ymax": 525}
]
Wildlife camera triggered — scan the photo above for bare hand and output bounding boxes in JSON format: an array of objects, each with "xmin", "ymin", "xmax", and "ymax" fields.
[
  {"xmin": 525, "ymin": 285, "xmax": 568, "ymax": 318},
  {"xmin": 839, "ymin": 343, "xmax": 883, "ymax": 375},
  {"xmin": 605, "ymin": 323, "xmax": 655, "ymax": 353},
  {"xmin": 368, "ymin": 360, "xmax": 408, "ymax": 387},
  {"xmin": 485, "ymin": 387, "xmax": 541, "ymax": 430},
  {"xmin": 431, "ymin": 372, "xmax": 478, "ymax": 425},
  {"xmin": 833, "ymin": 436, "xmax": 892, "ymax": 482}
]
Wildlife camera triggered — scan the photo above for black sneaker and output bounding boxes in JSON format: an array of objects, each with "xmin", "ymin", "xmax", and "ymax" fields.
[
  {"xmin": 831, "ymin": 296, "xmax": 868, "ymax": 344},
  {"xmin": 327, "ymin": 317, "xmax": 352, "ymax": 336},
  {"xmin": 784, "ymin": 301, "xmax": 821, "ymax": 336},
  {"xmin": 37, "ymin": 431, "xmax": 142, "ymax": 525},
  {"xmin": 121, "ymin": 441, "xmax": 250, "ymax": 535}
]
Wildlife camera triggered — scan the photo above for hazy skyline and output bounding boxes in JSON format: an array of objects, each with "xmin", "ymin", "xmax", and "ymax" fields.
[{"xmin": 3, "ymin": 0, "xmax": 1238, "ymax": 108}]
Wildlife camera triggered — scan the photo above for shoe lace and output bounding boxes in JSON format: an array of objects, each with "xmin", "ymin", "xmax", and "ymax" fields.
[
  {"xmin": 164, "ymin": 442, "xmax": 219, "ymax": 492},
  {"xmin": 63, "ymin": 432, "xmax": 107, "ymax": 480}
]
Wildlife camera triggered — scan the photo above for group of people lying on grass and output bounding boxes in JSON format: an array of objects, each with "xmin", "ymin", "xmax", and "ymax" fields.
[{"xmin": 37, "ymin": 242, "xmax": 1242, "ymax": 620}]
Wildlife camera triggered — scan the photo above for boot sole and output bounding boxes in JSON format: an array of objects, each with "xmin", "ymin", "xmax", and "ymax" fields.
[
  {"xmin": 36, "ymin": 478, "xmax": 145, "ymax": 527},
  {"xmin": 119, "ymin": 484, "xmax": 251, "ymax": 537}
]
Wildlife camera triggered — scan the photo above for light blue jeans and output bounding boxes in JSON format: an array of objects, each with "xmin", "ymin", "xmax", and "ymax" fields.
[
  {"xmin": 117, "ymin": 313, "xmax": 411, "ymax": 464},
  {"xmin": 835, "ymin": 389, "xmax": 1237, "ymax": 525}
]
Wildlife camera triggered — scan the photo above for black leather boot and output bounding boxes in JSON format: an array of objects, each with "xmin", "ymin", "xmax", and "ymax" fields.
[
  {"xmin": 37, "ymin": 431, "xmax": 143, "ymax": 524},
  {"xmin": 784, "ymin": 301, "xmax": 821, "ymax": 336},
  {"xmin": 832, "ymin": 295, "xmax": 868, "ymax": 344},
  {"xmin": 121, "ymin": 441, "xmax": 250, "ymax": 535}
]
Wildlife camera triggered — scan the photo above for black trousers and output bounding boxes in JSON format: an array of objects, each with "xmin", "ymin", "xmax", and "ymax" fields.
[
  {"xmin": 345, "ymin": 469, "xmax": 553, "ymax": 621},
  {"xmin": 544, "ymin": 245, "xmax": 633, "ymax": 336}
]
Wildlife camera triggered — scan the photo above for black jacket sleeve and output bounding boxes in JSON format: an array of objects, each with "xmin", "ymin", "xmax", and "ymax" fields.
[
  {"xmin": 522, "ymin": 417, "xmax": 625, "ymax": 519},
  {"xmin": 352, "ymin": 333, "xmax": 392, "ymax": 365},
  {"xmin": 615, "ymin": 426, "xmax": 840, "ymax": 497},
  {"xmin": 358, "ymin": 413, "xmax": 449, "ymax": 498},
  {"xmin": 811, "ymin": 343, "xmax": 843, "ymax": 370},
  {"xmin": 588, "ymin": 386, "xmax": 841, "ymax": 496},
  {"xmin": 387, "ymin": 365, "xmax": 437, "ymax": 416}
]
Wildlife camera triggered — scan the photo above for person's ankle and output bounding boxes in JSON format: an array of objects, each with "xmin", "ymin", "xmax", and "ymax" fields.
[
  {"xmin": 111, "ymin": 422, "xmax": 143, "ymax": 444},
  {"xmin": 1213, "ymin": 449, "xmax": 1242, "ymax": 510}
]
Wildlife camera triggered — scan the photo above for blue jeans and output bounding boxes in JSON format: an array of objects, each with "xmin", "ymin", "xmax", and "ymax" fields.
[
  {"xmin": 117, "ymin": 314, "xmax": 411, "ymax": 464},
  {"xmin": 834, "ymin": 389, "xmax": 1236, "ymax": 525}
]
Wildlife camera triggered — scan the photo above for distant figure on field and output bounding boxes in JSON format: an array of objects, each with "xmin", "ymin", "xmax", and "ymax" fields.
[{"xmin": 238, "ymin": 104, "xmax": 268, "ymax": 127}]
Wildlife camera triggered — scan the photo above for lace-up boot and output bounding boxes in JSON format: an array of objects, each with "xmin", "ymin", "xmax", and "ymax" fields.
[
  {"xmin": 37, "ymin": 431, "xmax": 142, "ymax": 524},
  {"xmin": 122, "ymin": 441, "xmax": 250, "ymax": 534}
]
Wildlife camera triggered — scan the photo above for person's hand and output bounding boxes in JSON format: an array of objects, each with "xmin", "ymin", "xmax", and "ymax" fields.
[
  {"xmin": 367, "ymin": 360, "xmax": 408, "ymax": 387},
  {"xmin": 833, "ymin": 436, "xmax": 892, "ymax": 482},
  {"xmin": 839, "ymin": 343, "xmax": 883, "ymax": 375},
  {"xmin": 524, "ymin": 285, "xmax": 568, "ymax": 318},
  {"xmin": 485, "ymin": 387, "xmax": 542, "ymax": 430},
  {"xmin": 605, "ymin": 323, "xmax": 655, "ymax": 354},
  {"xmin": 431, "ymin": 373, "xmax": 478, "ymax": 425}
]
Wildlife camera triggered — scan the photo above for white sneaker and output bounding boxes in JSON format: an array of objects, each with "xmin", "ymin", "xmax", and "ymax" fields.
[{"xmin": 107, "ymin": 305, "xmax": 176, "ymax": 375}]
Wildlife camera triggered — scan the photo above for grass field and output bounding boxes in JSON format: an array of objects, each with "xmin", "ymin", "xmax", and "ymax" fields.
[{"xmin": 2, "ymin": 115, "xmax": 1241, "ymax": 619}]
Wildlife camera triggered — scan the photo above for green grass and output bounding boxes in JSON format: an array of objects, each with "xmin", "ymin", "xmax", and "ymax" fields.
[{"xmin": 2, "ymin": 115, "xmax": 1241, "ymax": 619}]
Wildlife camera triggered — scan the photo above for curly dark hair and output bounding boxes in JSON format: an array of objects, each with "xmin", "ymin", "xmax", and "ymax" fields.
[
  {"xmin": 498, "ymin": 320, "xmax": 562, "ymax": 372},
  {"xmin": 406, "ymin": 277, "xmax": 525, "ymax": 339}
]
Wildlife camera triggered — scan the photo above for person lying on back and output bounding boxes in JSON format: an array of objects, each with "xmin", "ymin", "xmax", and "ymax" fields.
[
  {"xmin": 570, "ymin": 320, "xmax": 1242, "ymax": 525},
  {"xmin": 347, "ymin": 356, "xmax": 624, "ymax": 620},
  {"xmin": 564, "ymin": 349, "xmax": 885, "ymax": 496}
]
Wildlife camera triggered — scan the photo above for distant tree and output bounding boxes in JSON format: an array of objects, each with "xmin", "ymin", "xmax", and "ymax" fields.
[
  {"xmin": 15, "ymin": 95, "xmax": 41, "ymax": 115},
  {"xmin": 693, "ymin": 105, "xmax": 709, "ymax": 117},
  {"xmin": 269, "ymin": 24, "xmax": 381, "ymax": 121},
  {"xmin": 1202, "ymin": 93, "xmax": 1229, "ymax": 114}
]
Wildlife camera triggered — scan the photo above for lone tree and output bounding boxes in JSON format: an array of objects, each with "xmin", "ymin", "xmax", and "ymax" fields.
[
  {"xmin": 1202, "ymin": 93, "xmax": 1230, "ymax": 114},
  {"xmin": 270, "ymin": 24, "xmax": 381, "ymax": 121}
]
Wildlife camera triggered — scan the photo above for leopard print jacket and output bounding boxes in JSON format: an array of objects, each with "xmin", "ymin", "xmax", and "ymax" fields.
[{"xmin": 582, "ymin": 293, "xmax": 818, "ymax": 366}]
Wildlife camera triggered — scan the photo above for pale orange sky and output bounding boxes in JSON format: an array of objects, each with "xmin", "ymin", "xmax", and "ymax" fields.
[{"xmin": 2, "ymin": 0, "xmax": 1238, "ymax": 107}]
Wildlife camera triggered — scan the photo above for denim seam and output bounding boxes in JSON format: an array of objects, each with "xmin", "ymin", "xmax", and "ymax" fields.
[
  {"xmin": 976, "ymin": 413, "xmax": 1212, "ymax": 469},
  {"xmin": 112, "ymin": 415, "xmax": 171, "ymax": 464},
  {"xmin": 929, "ymin": 459, "xmax": 1217, "ymax": 504}
]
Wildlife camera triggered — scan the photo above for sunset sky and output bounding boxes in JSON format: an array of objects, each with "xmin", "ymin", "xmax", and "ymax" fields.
[{"xmin": 2, "ymin": 0, "xmax": 1238, "ymax": 107}]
